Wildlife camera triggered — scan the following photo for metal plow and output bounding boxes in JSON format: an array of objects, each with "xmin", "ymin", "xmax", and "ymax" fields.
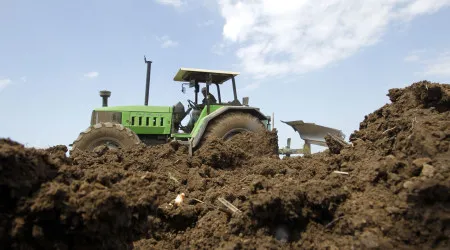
[{"xmin": 279, "ymin": 120, "xmax": 345, "ymax": 157}]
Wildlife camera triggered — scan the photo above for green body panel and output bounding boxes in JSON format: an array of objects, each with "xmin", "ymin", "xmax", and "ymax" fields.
[
  {"xmin": 94, "ymin": 105, "xmax": 173, "ymax": 135},
  {"xmin": 171, "ymin": 105, "xmax": 223, "ymax": 140},
  {"xmin": 189, "ymin": 105, "xmax": 223, "ymax": 138},
  {"xmin": 124, "ymin": 111, "xmax": 172, "ymax": 134}
]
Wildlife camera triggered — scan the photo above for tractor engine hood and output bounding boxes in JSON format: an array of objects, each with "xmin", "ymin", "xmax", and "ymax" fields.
[
  {"xmin": 91, "ymin": 105, "xmax": 173, "ymax": 126},
  {"xmin": 94, "ymin": 105, "xmax": 173, "ymax": 113}
]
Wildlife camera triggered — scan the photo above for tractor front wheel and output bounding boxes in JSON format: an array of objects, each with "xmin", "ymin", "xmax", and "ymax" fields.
[
  {"xmin": 71, "ymin": 122, "xmax": 141, "ymax": 152},
  {"xmin": 202, "ymin": 112, "xmax": 266, "ymax": 142}
]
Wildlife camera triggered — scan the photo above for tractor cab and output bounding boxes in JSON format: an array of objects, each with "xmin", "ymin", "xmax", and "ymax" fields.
[
  {"xmin": 172, "ymin": 68, "xmax": 247, "ymax": 133},
  {"xmin": 174, "ymin": 68, "xmax": 244, "ymax": 105}
]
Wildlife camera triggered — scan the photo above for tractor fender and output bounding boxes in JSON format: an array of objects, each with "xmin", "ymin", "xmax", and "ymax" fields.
[{"xmin": 191, "ymin": 106, "xmax": 268, "ymax": 148}]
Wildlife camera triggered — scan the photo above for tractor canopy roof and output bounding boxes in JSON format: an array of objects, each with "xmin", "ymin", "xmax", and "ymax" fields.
[{"xmin": 173, "ymin": 68, "xmax": 239, "ymax": 84}]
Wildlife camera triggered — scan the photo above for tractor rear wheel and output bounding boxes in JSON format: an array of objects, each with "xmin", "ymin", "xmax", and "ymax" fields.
[
  {"xmin": 202, "ymin": 112, "xmax": 266, "ymax": 142},
  {"xmin": 71, "ymin": 122, "xmax": 141, "ymax": 152}
]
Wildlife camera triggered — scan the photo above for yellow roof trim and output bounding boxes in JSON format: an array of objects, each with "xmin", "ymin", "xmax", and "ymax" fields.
[{"xmin": 173, "ymin": 68, "xmax": 240, "ymax": 84}]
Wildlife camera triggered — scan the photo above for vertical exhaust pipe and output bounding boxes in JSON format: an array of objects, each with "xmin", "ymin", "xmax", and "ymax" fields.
[
  {"xmin": 100, "ymin": 90, "xmax": 111, "ymax": 107},
  {"xmin": 144, "ymin": 56, "xmax": 152, "ymax": 106}
]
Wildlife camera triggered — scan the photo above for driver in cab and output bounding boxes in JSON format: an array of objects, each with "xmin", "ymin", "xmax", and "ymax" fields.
[
  {"xmin": 182, "ymin": 87, "xmax": 217, "ymax": 133},
  {"xmin": 201, "ymin": 87, "xmax": 217, "ymax": 105}
]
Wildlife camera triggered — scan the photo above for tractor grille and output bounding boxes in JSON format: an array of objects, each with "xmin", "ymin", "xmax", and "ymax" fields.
[
  {"xmin": 91, "ymin": 111, "xmax": 122, "ymax": 125},
  {"xmin": 130, "ymin": 116, "xmax": 165, "ymax": 127}
]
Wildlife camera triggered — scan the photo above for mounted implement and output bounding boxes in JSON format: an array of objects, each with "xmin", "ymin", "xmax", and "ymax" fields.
[
  {"xmin": 71, "ymin": 58, "xmax": 343, "ymax": 156},
  {"xmin": 279, "ymin": 121, "xmax": 345, "ymax": 156}
]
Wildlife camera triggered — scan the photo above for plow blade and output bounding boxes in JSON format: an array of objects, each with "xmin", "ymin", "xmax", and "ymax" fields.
[{"xmin": 279, "ymin": 120, "xmax": 345, "ymax": 156}]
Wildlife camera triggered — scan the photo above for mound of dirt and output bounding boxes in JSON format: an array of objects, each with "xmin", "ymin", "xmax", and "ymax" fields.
[
  {"xmin": 1, "ymin": 142, "xmax": 165, "ymax": 249},
  {"xmin": 0, "ymin": 81, "xmax": 449, "ymax": 249},
  {"xmin": 0, "ymin": 140, "xmax": 60, "ymax": 247}
]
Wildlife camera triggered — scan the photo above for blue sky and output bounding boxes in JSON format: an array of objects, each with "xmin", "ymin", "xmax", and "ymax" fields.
[{"xmin": 1, "ymin": 0, "xmax": 449, "ymax": 152}]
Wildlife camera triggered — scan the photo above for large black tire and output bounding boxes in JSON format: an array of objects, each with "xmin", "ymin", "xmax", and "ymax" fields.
[
  {"xmin": 71, "ymin": 122, "xmax": 141, "ymax": 152},
  {"xmin": 202, "ymin": 112, "xmax": 266, "ymax": 142}
]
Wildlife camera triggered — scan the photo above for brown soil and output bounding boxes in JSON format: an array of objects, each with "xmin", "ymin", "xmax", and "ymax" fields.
[{"xmin": 1, "ymin": 80, "xmax": 449, "ymax": 249}]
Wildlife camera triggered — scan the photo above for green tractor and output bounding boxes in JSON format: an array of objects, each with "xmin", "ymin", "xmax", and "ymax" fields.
[
  {"xmin": 71, "ymin": 58, "xmax": 272, "ymax": 154},
  {"xmin": 71, "ymin": 58, "xmax": 345, "ymax": 156}
]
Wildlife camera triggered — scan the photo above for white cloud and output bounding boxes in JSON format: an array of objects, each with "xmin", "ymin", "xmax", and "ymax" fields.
[
  {"xmin": 404, "ymin": 54, "xmax": 420, "ymax": 62},
  {"xmin": 239, "ymin": 82, "xmax": 261, "ymax": 92},
  {"xmin": 84, "ymin": 72, "xmax": 99, "ymax": 78},
  {"xmin": 198, "ymin": 19, "xmax": 215, "ymax": 27},
  {"xmin": 218, "ymin": 0, "xmax": 450, "ymax": 78},
  {"xmin": 423, "ymin": 52, "xmax": 450, "ymax": 76},
  {"xmin": 20, "ymin": 76, "xmax": 27, "ymax": 82},
  {"xmin": 211, "ymin": 42, "xmax": 226, "ymax": 55},
  {"xmin": 404, "ymin": 49, "xmax": 427, "ymax": 62},
  {"xmin": 406, "ymin": 50, "xmax": 450, "ymax": 77},
  {"xmin": 157, "ymin": 35, "xmax": 179, "ymax": 48},
  {"xmin": 0, "ymin": 78, "xmax": 12, "ymax": 92},
  {"xmin": 396, "ymin": 0, "xmax": 450, "ymax": 19},
  {"xmin": 155, "ymin": 0, "xmax": 184, "ymax": 8}
]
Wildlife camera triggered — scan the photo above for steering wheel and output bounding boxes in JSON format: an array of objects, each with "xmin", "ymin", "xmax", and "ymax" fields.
[{"xmin": 187, "ymin": 99, "xmax": 200, "ymax": 110}]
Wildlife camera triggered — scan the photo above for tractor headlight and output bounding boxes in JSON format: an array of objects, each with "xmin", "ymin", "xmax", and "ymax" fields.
[{"xmin": 91, "ymin": 111, "xmax": 122, "ymax": 125}]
